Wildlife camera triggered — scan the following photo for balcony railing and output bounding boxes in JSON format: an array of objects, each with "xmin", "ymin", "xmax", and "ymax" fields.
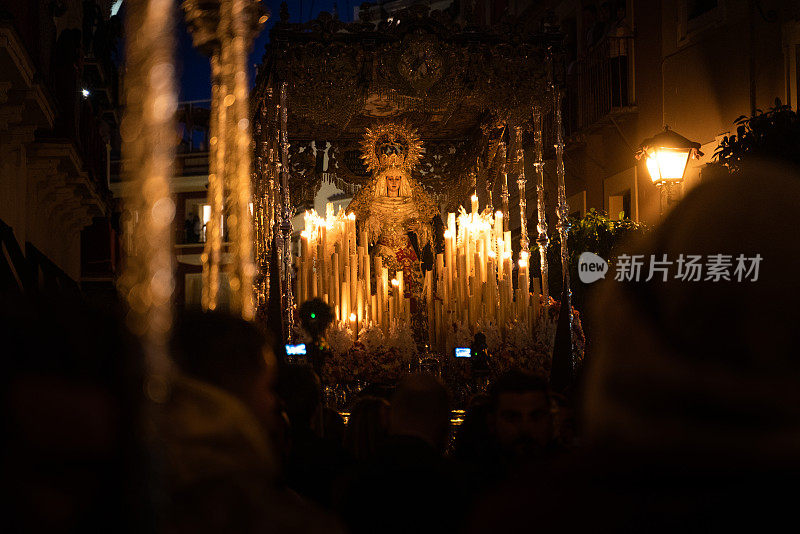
[
  {"xmin": 111, "ymin": 100, "xmax": 212, "ymax": 182},
  {"xmin": 565, "ymin": 35, "xmax": 635, "ymax": 136},
  {"xmin": 176, "ymin": 100, "xmax": 211, "ymax": 177}
]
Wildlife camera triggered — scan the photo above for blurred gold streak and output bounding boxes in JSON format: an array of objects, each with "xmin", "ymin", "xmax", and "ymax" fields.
[
  {"xmin": 119, "ymin": 0, "xmax": 177, "ymax": 397},
  {"xmin": 189, "ymin": 0, "xmax": 262, "ymax": 319},
  {"xmin": 203, "ymin": 53, "xmax": 225, "ymax": 311},
  {"xmin": 224, "ymin": 0, "xmax": 255, "ymax": 319}
]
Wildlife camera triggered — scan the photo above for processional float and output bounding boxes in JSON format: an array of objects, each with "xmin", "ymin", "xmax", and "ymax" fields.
[{"xmin": 250, "ymin": 4, "xmax": 577, "ymax": 374}]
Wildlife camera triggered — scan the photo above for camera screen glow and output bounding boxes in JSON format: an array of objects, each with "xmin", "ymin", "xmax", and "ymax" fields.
[
  {"xmin": 286, "ymin": 344, "xmax": 307, "ymax": 356},
  {"xmin": 455, "ymin": 347, "xmax": 471, "ymax": 358}
]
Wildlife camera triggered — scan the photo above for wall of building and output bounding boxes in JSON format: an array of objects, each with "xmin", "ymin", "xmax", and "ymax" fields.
[
  {"xmin": 536, "ymin": 0, "xmax": 796, "ymax": 228},
  {"xmin": 1, "ymin": 2, "xmax": 114, "ymax": 284}
]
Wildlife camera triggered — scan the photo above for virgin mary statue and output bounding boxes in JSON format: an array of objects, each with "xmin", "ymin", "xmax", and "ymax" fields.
[{"xmin": 346, "ymin": 123, "xmax": 442, "ymax": 338}]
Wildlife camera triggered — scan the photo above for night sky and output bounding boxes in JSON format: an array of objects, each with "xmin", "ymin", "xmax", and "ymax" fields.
[{"xmin": 176, "ymin": 0, "xmax": 351, "ymax": 101}]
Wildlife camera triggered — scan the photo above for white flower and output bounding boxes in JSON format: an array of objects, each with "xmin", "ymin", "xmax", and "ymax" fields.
[
  {"xmin": 359, "ymin": 323, "xmax": 386, "ymax": 354},
  {"xmin": 326, "ymin": 321, "xmax": 354, "ymax": 356},
  {"xmin": 387, "ymin": 320, "xmax": 417, "ymax": 362}
]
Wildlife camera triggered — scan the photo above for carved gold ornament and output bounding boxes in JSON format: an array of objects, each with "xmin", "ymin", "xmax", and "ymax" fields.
[{"xmin": 360, "ymin": 121, "xmax": 423, "ymax": 175}]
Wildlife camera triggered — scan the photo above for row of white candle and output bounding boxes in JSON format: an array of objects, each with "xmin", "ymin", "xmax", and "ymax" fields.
[
  {"xmin": 297, "ymin": 204, "xmax": 411, "ymax": 337},
  {"xmin": 433, "ymin": 196, "xmax": 540, "ymax": 354},
  {"xmin": 295, "ymin": 198, "xmax": 541, "ymax": 350}
]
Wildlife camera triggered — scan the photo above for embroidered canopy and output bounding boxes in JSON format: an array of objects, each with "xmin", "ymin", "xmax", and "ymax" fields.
[{"xmin": 252, "ymin": 2, "xmax": 564, "ymax": 211}]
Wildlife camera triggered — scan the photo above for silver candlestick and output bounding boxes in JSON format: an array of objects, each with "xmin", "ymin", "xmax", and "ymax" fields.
[
  {"xmin": 553, "ymin": 85, "xmax": 573, "ymax": 369},
  {"xmin": 515, "ymin": 126, "xmax": 529, "ymax": 255},
  {"xmin": 279, "ymin": 81, "xmax": 295, "ymax": 338},
  {"xmin": 533, "ymin": 108, "xmax": 549, "ymax": 301}
]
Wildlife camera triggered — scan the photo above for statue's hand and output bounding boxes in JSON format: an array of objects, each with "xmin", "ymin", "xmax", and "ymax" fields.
[
  {"xmin": 365, "ymin": 214, "xmax": 381, "ymax": 242},
  {"xmin": 408, "ymin": 218, "xmax": 431, "ymax": 248}
]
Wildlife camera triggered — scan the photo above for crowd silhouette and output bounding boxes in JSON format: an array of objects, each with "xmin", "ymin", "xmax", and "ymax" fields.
[{"xmin": 3, "ymin": 164, "xmax": 800, "ymax": 532}]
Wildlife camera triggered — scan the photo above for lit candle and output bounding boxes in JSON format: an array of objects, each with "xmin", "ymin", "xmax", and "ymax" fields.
[
  {"xmin": 396, "ymin": 271, "xmax": 404, "ymax": 320},
  {"xmin": 342, "ymin": 279, "xmax": 350, "ymax": 324},
  {"xmin": 316, "ymin": 242, "xmax": 324, "ymax": 298},
  {"xmin": 435, "ymin": 253, "xmax": 445, "ymax": 304},
  {"xmin": 468, "ymin": 274, "xmax": 476, "ymax": 324},
  {"xmin": 471, "ymin": 194, "xmax": 479, "ymax": 215},
  {"xmin": 504, "ymin": 251, "xmax": 513, "ymax": 312},
  {"xmin": 474, "ymin": 251, "xmax": 482, "ymax": 320},
  {"xmin": 390, "ymin": 278, "xmax": 399, "ymax": 328},
  {"xmin": 350, "ymin": 312, "xmax": 357, "ymax": 339},
  {"xmin": 487, "ymin": 251, "xmax": 497, "ymax": 323},
  {"xmin": 374, "ymin": 256, "xmax": 383, "ymax": 329},
  {"xmin": 458, "ymin": 253, "xmax": 468, "ymax": 314},
  {"xmin": 496, "ymin": 237, "xmax": 505, "ymax": 277},
  {"xmin": 518, "ymin": 251, "xmax": 530, "ymax": 324},
  {"xmin": 332, "ymin": 251, "xmax": 340, "ymax": 320},
  {"xmin": 348, "ymin": 212, "xmax": 356, "ymax": 256},
  {"xmin": 465, "ymin": 225, "xmax": 473, "ymax": 279},
  {"xmin": 434, "ymin": 300, "xmax": 442, "ymax": 352},
  {"xmin": 479, "ymin": 237, "xmax": 487, "ymax": 284},
  {"xmin": 381, "ymin": 267, "xmax": 389, "ymax": 332},
  {"xmin": 350, "ymin": 253, "xmax": 358, "ymax": 319},
  {"xmin": 364, "ymin": 251, "xmax": 372, "ymax": 325}
]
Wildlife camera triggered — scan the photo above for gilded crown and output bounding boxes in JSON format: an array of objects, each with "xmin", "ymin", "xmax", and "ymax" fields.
[{"xmin": 361, "ymin": 122, "xmax": 423, "ymax": 174}]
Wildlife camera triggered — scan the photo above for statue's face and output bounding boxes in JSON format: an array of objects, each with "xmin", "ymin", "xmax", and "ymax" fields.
[{"xmin": 386, "ymin": 172, "xmax": 402, "ymax": 196}]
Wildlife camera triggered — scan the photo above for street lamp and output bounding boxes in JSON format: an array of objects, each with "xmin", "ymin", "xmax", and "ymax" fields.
[{"xmin": 636, "ymin": 126, "xmax": 702, "ymax": 213}]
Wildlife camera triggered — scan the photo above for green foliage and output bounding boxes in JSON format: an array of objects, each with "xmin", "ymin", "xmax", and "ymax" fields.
[
  {"xmin": 543, "ymin": 209, "xmax": 649, "ymax": 315},
  {"xmin": 566, "ymin": 208, "xmax": 647, "ymax": 263},
  {"xmin": 713, "ymin": 99, "xmax": 800, "ymax": 171}
]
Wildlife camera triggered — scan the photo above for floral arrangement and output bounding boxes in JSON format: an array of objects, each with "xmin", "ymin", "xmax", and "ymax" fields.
[
  {"xmin": 317, "ymin": 297, "xmax": 585, "ymax": 386},
  {"xmin": 320, "ymin": 322, "xmax": 418, "ymax": 385}
]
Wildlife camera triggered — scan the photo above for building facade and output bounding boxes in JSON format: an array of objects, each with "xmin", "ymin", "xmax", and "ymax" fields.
[
  {"xmin": 0, "ymin": 1, "xmax": 120, "ymax": 301},
  {"xmin": 521, "ymin": 0, "xmax": 800, "ymax": 230}
]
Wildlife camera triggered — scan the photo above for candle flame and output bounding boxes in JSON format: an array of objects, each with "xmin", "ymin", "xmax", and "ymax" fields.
[
  {"xmin": 520, "ymin": 250, "xmax": 529, "ymax": 261},
  {"xmin": 495, "ymin": 211, "xmax": 503, "ymax": 218},
  {"xmin": 444, "ymin": 230, "xmax": 452, "ymax": 239},
  {"xmin": 503, "ymin": 252, "xmax": 511, "ymax": 260},
  {"xmin": 347, "ymin": 212, "xmax": 356, "ymax": 220},
  {"xmin": 488, "ymin": 250, "xmax": 496, "ymax": 258},
  {"xmin": 471, "ymin": 194, "xmax": 478, "ymax": 201},
  {"xmin": 391, "ymin": 279, "xmax": 399, "ymax": 287},
  {"xmin": 518, "ymin": 258, "xmax": 528, "ymax": 268},
  {"xmin": 349, "ymin": 313, "xmax": 356, "ymax": 321}
]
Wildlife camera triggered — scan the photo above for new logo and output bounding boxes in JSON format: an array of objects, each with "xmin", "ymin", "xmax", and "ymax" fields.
[{"xmin": 578, "ymin": 252, "xmax": 608, "ymax": 283}]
